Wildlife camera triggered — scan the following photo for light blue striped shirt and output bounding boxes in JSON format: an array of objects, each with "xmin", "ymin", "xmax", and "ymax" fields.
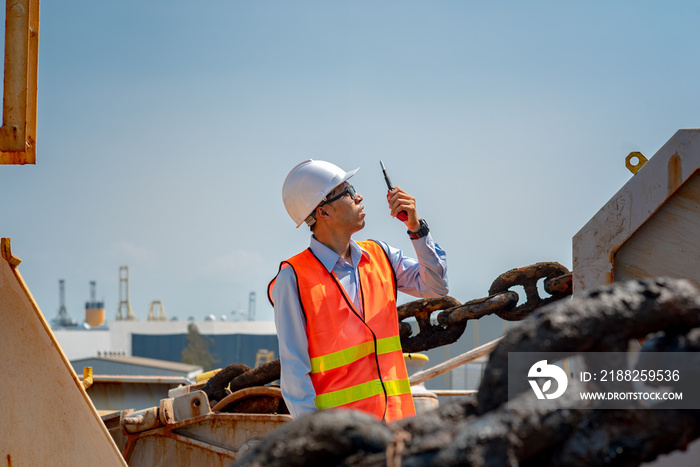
[{"xmin": 271, "ymin": 233, "xmax": 448, "ymax": 419}]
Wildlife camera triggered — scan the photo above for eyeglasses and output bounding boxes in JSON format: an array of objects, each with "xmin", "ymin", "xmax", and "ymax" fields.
[{"xmin": 321, "ymin": 184, "xmax": 357, "ymax": 206}]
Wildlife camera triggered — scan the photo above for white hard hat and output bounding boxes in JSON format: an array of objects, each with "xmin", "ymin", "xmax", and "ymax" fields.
[{"xmin": 282, "ymin": 159, "xmax": 359, "ymax": 227}]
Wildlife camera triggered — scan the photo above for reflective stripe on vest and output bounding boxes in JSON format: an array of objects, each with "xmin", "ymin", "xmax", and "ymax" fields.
[
  {"xmin": 315, "ymin": 377, "xmax": 412, "ymax": 410},
  {"xmin": 310, "ymin": 335, "xmax": 402, "ymax": 373}
]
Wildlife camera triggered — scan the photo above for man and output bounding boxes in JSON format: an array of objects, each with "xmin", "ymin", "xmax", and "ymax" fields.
[{"xmin": 268, "ymin": 159, "xmax": 448, "ymax": 422}]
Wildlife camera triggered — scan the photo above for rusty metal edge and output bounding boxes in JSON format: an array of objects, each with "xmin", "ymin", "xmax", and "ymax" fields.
[
  {"xmin": 165, "ymin": 411, "xmax": 293, "ymax": 430},
  {"xmin": 123, "ymin": 429, "xmax": 238, "ymax": 462},
  {"xmin": 121, "ymin": 411, "xmax": 293, "ymax": 461},
  {"xmin": 1, "ymin": 238, "xmax": 22, "ymax": 267}
]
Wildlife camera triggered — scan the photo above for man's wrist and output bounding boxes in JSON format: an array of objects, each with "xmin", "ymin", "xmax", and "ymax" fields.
[
  {"xmin": 405, "ymin": 219, "xmax": 421, "ymax": 232},
  {"xmin": 407, "ymin": 219, "xmax": 430, "ymax": 240}
]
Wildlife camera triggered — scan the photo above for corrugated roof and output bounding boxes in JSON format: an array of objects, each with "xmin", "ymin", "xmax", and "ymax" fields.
[{"xmin": 73, "ymin": 355, "xmax": 201, "ymax": 372}]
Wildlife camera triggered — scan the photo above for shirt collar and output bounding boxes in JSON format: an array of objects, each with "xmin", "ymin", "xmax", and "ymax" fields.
[{"xmin": 309, "ymin": 235, "xmax": 368, "ymax": 272}]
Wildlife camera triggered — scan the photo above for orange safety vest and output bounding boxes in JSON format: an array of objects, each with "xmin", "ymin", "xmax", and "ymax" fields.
[{"xmin": 268, "ymin": 240, "xmax": 415, "ymax": 423}]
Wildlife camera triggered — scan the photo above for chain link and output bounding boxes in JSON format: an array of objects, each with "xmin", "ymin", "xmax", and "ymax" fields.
[{"xmin": 398, "ymin": 262, "xmax": 572, "ymax": 353}]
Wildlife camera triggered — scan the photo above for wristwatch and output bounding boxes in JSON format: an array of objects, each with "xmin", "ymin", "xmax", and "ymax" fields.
[{"xmin": 407, "ymin": 219, "xmax": 430, "ymax": 240}]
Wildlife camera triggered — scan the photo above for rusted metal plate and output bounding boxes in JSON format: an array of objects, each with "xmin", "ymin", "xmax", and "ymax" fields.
[
  {"xmin": 172, "ymin": 390, "xmax": 211, "ymax": 421},
  {"xmin": 122, "ymin": 413, "xmax": 292, "ymax": 466}
]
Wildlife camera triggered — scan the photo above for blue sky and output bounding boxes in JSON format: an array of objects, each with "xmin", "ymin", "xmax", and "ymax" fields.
[{"xmin": 2, "ymin": 1, "xmax": 699, "ymax": 342}]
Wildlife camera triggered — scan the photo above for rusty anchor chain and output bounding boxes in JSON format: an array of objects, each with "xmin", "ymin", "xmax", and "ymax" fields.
[
  {"xmin": 398, "ymin": 296, "xmax": 466, "ymax": 353},
  {"xmin": 399, "ymin": 262, "xmax": 572, "ymax": 353},
  {"xmin": 202, "ymin": 359, "xmax": 286, "ymax": 414},
  {"xmin": 489, "ymin": 262, "xmax": 572, "ymax": 321}
]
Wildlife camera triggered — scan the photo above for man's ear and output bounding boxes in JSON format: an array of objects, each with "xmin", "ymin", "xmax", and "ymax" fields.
[{"xmin": 315, "ymin": 205, "xmax": 331, "ymax": 221}]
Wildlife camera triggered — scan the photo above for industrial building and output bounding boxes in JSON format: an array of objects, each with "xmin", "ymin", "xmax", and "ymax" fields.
[
  {"xmin": 70, "ymin": 353, "xmax": 204, "ymax": 380},
  {"xmin": 54, "ymin": 320, "xmax": 279, "ymax": 372}
]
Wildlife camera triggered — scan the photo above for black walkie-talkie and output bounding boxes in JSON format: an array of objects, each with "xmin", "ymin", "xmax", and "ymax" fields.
[{"xmin": 380, "ymin": 161, "xmax": 408, "ymax": 221}]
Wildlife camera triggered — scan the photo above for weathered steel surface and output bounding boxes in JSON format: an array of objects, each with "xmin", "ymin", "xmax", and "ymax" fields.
[
  {"xmin": 122, "ymin": 412, "xmax": 292, "ymax": 466},
  {"xmin": 234, "ymin": 278, "xmax": 700, "ymax": 467},
  {"xmin": 614, "ymin": 173, "xmax": 700, "ymax": 289},
  {"xmin": 172, "ymin": 390, "xmax": 211, "ymax": 421},
  {"xmin": 573, "ymin": 129, "xmax": 700, "ymax": 295},
  {"xmin": 0, "ymin": 238, "xmax": 125, "ymax": 465},
  {"xmin": 115, "ymin": 384, "xmax": 292, "ymax": 465}
]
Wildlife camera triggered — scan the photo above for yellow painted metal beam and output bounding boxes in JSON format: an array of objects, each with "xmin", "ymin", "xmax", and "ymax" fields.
[{"xmin": 0, "ymin": 0, "xmax": 40, "ymax": 164}]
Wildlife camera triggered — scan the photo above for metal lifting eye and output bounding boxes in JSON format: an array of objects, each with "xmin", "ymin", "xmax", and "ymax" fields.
[{"xmin": 626, "ymin": 151, "xmax": 648, "ymax": 174}]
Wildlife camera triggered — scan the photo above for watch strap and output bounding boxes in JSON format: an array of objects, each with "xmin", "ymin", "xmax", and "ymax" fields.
[{"xmin": 407, "ymin": 219, "xmax": 429, "ymax": 240}]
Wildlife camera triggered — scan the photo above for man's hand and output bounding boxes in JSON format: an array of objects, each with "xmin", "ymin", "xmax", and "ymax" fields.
[{"xmin": 387, "ymin": 186, "xmax": 421, "ymax": 232}]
